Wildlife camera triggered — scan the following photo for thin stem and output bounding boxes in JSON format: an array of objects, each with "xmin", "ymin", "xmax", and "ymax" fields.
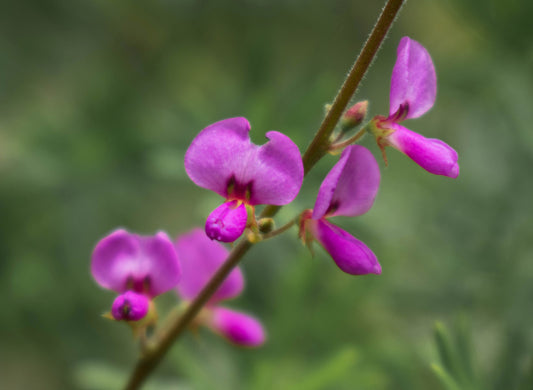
[
  {"xmin": 329, "ymin": 126, "xmax": 368, "ymax": 151},
  {"xmin": 261, "ymin": 218, "xmax": 296, "ymax": 240},
  {"xmin": 261, "ymin": 0, "xmax": 404, "ymax": 221},
  {"xmin": 125, "ymin": 239, "xmax": 252, "ymax": 390},
  {"xmin": 123, "ymin": 1, "xmax": 405, "ymax": 388},
  {"xmin": 301, "ymin": 0, "xmax": 405, "ymax": 175},
  {"xmin": 331, "ymin": 131, "xmax": 345, "ymax": 144}
]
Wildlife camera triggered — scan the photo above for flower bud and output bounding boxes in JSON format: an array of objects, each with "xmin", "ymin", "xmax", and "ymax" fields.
[
  {"xmin": 257, "ymin": 218, "xmax": 275, "ymax": 234},
  {"xmin": 341, "ymin": 100, "xmax": 368, "ymax": 131}
]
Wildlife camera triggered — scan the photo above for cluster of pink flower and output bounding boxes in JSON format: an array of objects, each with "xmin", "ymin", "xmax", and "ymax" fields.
[
  {"xmin": 92, "ymin": 228, "xmax": 265, "ymax": 347},
  {"xmin": 90, "ymin": 37, "xmax": 458, "ymax": 346}
]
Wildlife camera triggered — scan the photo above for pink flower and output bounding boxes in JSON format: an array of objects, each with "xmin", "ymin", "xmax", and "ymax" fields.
[
  {"xmin": 91, "ymin": 229, "xmax": 181, "ymax": 321},
  {"xmin": 370, "ymin": 37, "xmax": 459, "ymax": 178},
  {"xmin": 185, "ymin": 117, "xmax": 304, "ymax": 242},
  {"xmin": 175, "ymin": 228, "xmax": 266, "ymax": 347},
  {"xmin": 300, "ymin": 145, "xmax": 382, "ymax": 275}
]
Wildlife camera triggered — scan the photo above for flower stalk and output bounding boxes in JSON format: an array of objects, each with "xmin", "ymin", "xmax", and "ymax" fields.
[
  {"xmin": 123, "ymin": 0, "xmax": 405, "ymax": 388},
  {"xmin": 329, "ymin": 125, "xmax": 369, "ymax": 152},
  {"xmin": 261, "ymin": 218, "xmax": 296, "ymax": 240}
]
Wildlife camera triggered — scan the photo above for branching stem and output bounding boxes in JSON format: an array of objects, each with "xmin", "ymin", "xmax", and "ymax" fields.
[
  {"xmin": 261, "ymin": 218, "xmax": 296, "ymax": 240},
  {"xmin": 329, "ymin": 126, "xmax": 369, "ymax": 151},
  {"xmin": 123, "ymin": 1, "xmax": 405, "ymax": 388}
]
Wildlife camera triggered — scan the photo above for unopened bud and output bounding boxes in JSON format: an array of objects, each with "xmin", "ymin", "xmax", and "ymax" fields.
[
  {"xmin": 257, "ymin": 218, "xmax": 275, "ymax": 234},
  {"xmin": 341, "ymin": 100, "xmax": 368, "ymax": 131}
]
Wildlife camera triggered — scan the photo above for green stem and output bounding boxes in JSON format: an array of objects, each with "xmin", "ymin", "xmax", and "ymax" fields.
[
  {"xmin": 300, "ymin": 0, "xmax": 405, "ymax": 175},
  {"xmin": 125, "ymin": 239, "xmax": 252, "ymax": 390},
  {"xmin": 260, "ymin": 0, "xmax": 405, "ymax": 221},
  {"xmin": 329, "ymin": 126, "xmax": 368, "ymax": 151},
  {"xmin": 123, "ymin": 1, "xmax": 405, "ymax": 388},
  {"xmin": 261, "ymin": 218, "xmax": 296, "ymax": 240}
]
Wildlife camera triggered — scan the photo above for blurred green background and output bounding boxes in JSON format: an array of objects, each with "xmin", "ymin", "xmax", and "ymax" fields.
[{"xmin": 2, "ymin": 0, "xmax": 533, "ymax": 389}]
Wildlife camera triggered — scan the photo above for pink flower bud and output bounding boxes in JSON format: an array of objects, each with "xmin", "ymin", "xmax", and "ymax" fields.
[{"xmin": 341, "ymin": 100, "xmax": 368, "ymax": 130}]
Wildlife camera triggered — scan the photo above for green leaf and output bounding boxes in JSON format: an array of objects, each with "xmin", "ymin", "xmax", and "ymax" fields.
[
  {"xmin": 434, "ymin": 322, "xmax": 464, "ymax": 382},
  {"xmin": 453, "ymin": 316, "xmax": 475, "ymax": 384},
  {"xmin": 291, "ymin": 348, "xmax": 359, "ymax": 390},
  {"xmin": 431, "ymin": 363, "xmax": 461, "ymax": 390}
]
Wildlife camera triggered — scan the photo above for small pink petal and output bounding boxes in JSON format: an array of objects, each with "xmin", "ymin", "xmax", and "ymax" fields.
[
  {"xmin": 175, "ymin": 228, "xmax": 244, "ymax": 304},
  {"xmin": 111, "ymin": 291, "xmax": 150, "ymax": 321},
  {"xmin": 244, "ymin": 131, "xmax": 303, "ymax": 205},
  {"xmin": 387, "ymin": 123, "xmax": 459, "ymax": 178},
  {"xmin": 212, "ymin": 307, "xmax": 266, "ymax": 347},
  {"xmin": 389, "ymin": 37, "xmax": 436, "ymax": 120},
  {"xmin": 184, "ymin": 118, "xmax": 303, "ymax": 206},
  {"xmin": 141, "ymin": 232, "xmax": 183, "ymax": 295},
  {"xmin": 91, "ymin": 229, "xmax": 181, "ymax": 297},
  {"xmin": 185, "ymin": 117, "xmax": 252, "ymax": 199},
  {"xmin": 308, "ymin": 219, "xmax": 381, "ymax": 276},
  {"xmin": 312, "ymin": 146, "xmax": 380, "ymax": 219},
  {"xmin": 205, "ymin": 201, "xmax": 248, "ymax": 243}
]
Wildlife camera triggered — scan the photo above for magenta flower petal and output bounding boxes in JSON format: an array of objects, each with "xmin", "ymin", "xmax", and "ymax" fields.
[
  {"xmin": 111, "ymin": 291, "xmax": 150, "ymax": 321},
  {"xmin": 243, "ymin": 131, "xmax": 303, "ymax": 205},
  {"xmin": 185, "ymin": 117, "xmax": 252, "ymax": 199},
  {"xmin": 387, "ymin": 123, "xmax": 459, "ymax": 178},
  {"xmin": 184, "ymin": 117, "xmax": 303, "ymax": 205},
  {"xmin": 175, "ymin": 228, "xmax": 244, "ymax": 304},
  {"xmin": 205, "ymin": 201, "xmax": 248, "ymax": 243},
  {"xmin": 308, "ymin": 219, "xmax": 381, "ymax": 275},
  {"xmin": 141, "ymin": 233, "xmax": 183, "ymax": 295},
  {"xmin": 91, "ymin": 229, "xmax": 181, "ymax": 297},
  {"xmin": 212, "ymin": 307, "xmax": 266, "ymax": 347},
  {"xmin": 91, "ymin": 229, "xmax": 138, "ymax": 292},
  {"xmin": 389, "ymin": 37, "xmax": 436, "ymax": 120},
  {"xmin": 312, "ymin": 146, "xmax": 380, "ymax": 219}
]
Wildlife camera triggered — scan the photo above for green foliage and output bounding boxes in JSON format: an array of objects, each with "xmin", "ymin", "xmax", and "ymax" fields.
[
  {"xmin": 432, "ymin": 321, "xmax": 533, "ymax": 390},
  {"xmin": 1, "ymin": 0, "xmax": 533, "ymax": 389},
  {"xmin": 74, "ymin": 361, "xmax": 187, "ymax": 390},
  {"xmin": 432, "ymin": 320, "xmax": 477, "ymax": 390}
]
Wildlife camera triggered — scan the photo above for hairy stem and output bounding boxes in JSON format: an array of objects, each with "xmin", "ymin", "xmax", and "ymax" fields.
[
  {"xmin": 123, "ymin": 1, "xmax": 404, "ymax": 388},
  {"xmin": 300, "ymin": 0, "xmax": 405, "ymax": 174},
  {"xmin": 261, "ymin": 0, "xmax": 404, "ymax": 220},
  {"xmin": 329, "ymin": 126, "xmax": 368, "ymax": 151}
]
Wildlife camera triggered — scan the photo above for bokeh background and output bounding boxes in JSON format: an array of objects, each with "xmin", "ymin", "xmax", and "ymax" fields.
[{"xmin": 2, "ymin": 0, "xmax": 533, "ymax": 389}]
